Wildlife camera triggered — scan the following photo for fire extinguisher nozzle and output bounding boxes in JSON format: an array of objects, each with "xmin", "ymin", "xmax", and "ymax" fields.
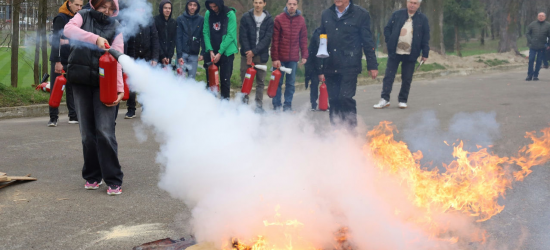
[{"xmin": 108, "ymin": 49, "xmax": 124, "ymax": 61}]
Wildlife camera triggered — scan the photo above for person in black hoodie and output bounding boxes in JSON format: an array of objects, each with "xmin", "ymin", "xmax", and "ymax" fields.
[
  {"xmin": 124, "ymin": 9, "xmax": 160, "ymax": 119},
  {"xmin": 176, "ymin": 0, "xmax": 205, "ymax": 79},
  {"xmin": 154, "ymin": 0, "xmax": 177, "ymax": 66},
  {"xmin": 304, "ymin": 27, "xmax": 324, "ymax": 111},
  {"xmin": 48, "ymin": 0, "xmax": 83, "ymax": 127},
  {"xmin": 238, "ymin": 0, "xmax": 273, "ymax": 113}
]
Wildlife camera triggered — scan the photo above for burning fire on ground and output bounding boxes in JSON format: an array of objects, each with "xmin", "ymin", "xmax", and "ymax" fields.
[{"xmin": 221, "ymin": 121, "xmax": 550, "ymax": 250}]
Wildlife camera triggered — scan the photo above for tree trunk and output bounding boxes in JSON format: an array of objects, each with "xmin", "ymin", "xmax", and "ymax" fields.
[
  {"xmin": 491, "ymin": 14, "xmax": 495, "ymax": 40},
  {"xmin": 33, "ymin": 23, "xmax": 40, "ymax": 85},
  {"xmin": 481, "ymin": 28, "xmax": 485, "ymax": 45},
  {"xmin": 423, "ymin": 0, "xmax": 444, "ymax": 54},
  {"xmin": 498, "ymin": 0, "xmax": 520, "ymax": 54},
  {"xmin": 11, "ymin": 0, "xmax": 21, "ymax": 88},
  {"xmin": 455, "ymin": 25, "xmax": 461, "ymax": 57},
  {"xmin": 40, "ymin": 0, "xmax": 48, "ymax": 77}
]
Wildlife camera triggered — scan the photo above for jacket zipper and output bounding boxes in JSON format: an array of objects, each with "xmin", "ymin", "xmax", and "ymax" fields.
[{"xmin": 289, "ymin": 16, "xmax": 293, "ymax": 61}]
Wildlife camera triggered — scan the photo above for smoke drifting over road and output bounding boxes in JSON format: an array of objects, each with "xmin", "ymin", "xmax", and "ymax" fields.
[{"xmin": 117, "ymin": 55, "xmax": 489, "ymax": 249}]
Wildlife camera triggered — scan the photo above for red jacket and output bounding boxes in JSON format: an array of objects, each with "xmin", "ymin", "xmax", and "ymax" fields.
[{"xmin": 271, "ymin": 9, "xmax": 308, "ymax": 62}]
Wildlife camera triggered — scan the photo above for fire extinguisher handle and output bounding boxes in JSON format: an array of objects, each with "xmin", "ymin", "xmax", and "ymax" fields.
[{"xmin": 104, "ymin": 43, "xmax": 111, "ymax": 49}]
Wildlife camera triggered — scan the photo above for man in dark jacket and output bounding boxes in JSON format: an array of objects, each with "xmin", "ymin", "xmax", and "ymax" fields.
[
  {"xmin": 525, "ymin": 12, "xmax": 550, "ymax": 81},
  {"xmin": 125, "ymin": 14, "xmax": 160, "ymax": 119},
  {"xmin": 176, "ymin": 0, "xmax": 205, "ymax": 79},
  {"xmin": 373, "ymin": 0, "xmax": 429, "ymax": 110},
  {"xmin": 154, "ymin": 0, "xmax": 177, "ymax": 66},
  {"xmin": 304, "ymin": 27, "xmax": 324, "ymax": 111},
  {"xmin": 48, "ymin": 0, "xmax": 83, "ymax": 127},
  {"xmin": 318, "ymin": 0, "xmax": 378, "ymax": 128},
  {"xmin": 239, "ymin": 0, "xmax": 273, "ymax": 113},
  {"xmin": 271, "ymin": 0, "xmax": 308, "ymax": 112},
  {"xmin": 203, "ymin": 0, "xmax": 238, "ymax": 100}
]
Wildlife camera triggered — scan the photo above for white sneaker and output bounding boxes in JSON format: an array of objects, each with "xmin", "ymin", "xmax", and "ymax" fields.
[
  {"xmin": 373, "ymin": 99, "xmax": 390, "ymax": 109},
  {"xmin": 399, "ymin": 102, "xmax": 408, "ymax": 109}
]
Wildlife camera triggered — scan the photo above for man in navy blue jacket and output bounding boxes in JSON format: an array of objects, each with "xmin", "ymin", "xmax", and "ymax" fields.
[
  {"xmin": 374, "ymin": 0, "xmax": 429, "ymax": 110},
  {"xmin": 48, "ymin": 0, "xmax": 83, "ymax": 127}
]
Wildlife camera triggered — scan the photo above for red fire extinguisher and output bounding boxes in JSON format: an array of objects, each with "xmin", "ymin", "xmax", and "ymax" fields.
[
  {"xmin": 208, "ymin": 59, "xmax": 220, "ymax": 92},
  {"xmin": 241, "ymin": 63, "xmax": 257, "ymax": 95},
  {"xmin": 318, "ymin": 81, "xmax": 329, "ymax": 111},
  {"xmin": 177, "ymin": 62, "xmax": 184, "ymax": 76},
  {"xmin": 122, "ymin": 73, "xmax": 130, "ymax": 101},
  {"xmin": 99, "ymin": 43, "xmax": 119, "ymax": 105},
  {"xmin": 49, "ymin": 70, "xmax": 67, "ymax": 108},
  {"xmin": 267, "ymin": 69, "xmax": 282, "ymax": 98}
]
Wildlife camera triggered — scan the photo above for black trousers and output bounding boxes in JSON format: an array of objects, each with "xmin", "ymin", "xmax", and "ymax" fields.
[
  {"xmin": 127, "ymin": 91, "xmax": 138, "ymax": 111},
  {"xmin": 325, "ymin": 73, "xmax": 358, "ymax": 128},
  {"xmin": 309, "ymin": 76, "xmax": 320, "ymax": 109},
  {"xmin": 381, "ymin": 55, "xmax": 416, "ymax": 103},
  {"xmin": 50, "ymin": 62, "xmax": 77, "ymax": 119},
  {"xmin": 204, "ymin": 53, "xmax": 235, "ymax": 99},
  {"xmin": 72, "ymin": 84, "xmax": 124, "ymax": 186}
]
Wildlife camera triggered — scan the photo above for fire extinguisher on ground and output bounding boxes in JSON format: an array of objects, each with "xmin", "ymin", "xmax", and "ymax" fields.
[
  {"xmin": 318, "ymin": 80, "xmax": 329, "ymax": 111},
  {"xmin": 207, "ymin": 59, "xmax": 220, "ymax": 92},
  {"xmin": 35, "ymin": 73, "xmax": 51, "ymax": 92},
  {"xmin": 241, "ymin": 64, "xmax": 268, "ymax": 95},
  {"xmin": 267, "ymin": 66, "xmax": 293, "ymax": 98},
  {"xmin": 49, "ymin": 70, "xmax": 67, "ymax": 108},
  {"xmin": 99, "ymin": 43, "xmax": 119, "ymax": 105}
]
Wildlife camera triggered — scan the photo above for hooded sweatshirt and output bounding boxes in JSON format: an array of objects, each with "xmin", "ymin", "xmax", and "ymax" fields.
[
  {"xmin": 50, "ymin": 0, "xmax": 77, "ymax": 64},
  {"xmin": 154, "ymin": 0, "xmax": 177, "ymax": 62},
  {"xmin": 64, "ymin": 0, "xmax": 124, "ymax": 92},
  {"xmin": 176, "ymin": 0, "xmax": 205, "ymax": 57},
  {"xmin": 203, "ymin": 0, "xmax": 238, "ymax": 56}
]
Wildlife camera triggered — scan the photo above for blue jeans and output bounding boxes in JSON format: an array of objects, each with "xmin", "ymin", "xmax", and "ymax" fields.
[
  {"xmin": 180, "ymin": 52, "xmax": 199, "ymax": 79},
  {"xmin": 72, "ymin": 84, "xmax": 124, "ymax": 186},
  {"xmin": 528, "ymin": 48, "xmax": 545, "ymax": 78},
  {"xmin": 272, "ymin": 61, "xmax": 298, "ymax": 109}
]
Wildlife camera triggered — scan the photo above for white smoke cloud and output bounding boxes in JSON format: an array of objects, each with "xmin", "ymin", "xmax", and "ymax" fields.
[
  {"xmin": 117, "ymin": 55, "xmax": 470, "ymax": 249},
  {"xmin": 116, "ymin": 0, "xmax": 154, "ymax": 42}
]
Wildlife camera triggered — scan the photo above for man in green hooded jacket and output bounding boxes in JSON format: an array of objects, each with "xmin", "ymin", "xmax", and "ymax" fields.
[{"xmin": 203, "ymin": 0, "xmax": 238, "ymax": 99}]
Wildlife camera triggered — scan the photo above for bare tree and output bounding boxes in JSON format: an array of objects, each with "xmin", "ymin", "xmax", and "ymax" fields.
[
  {"xmin": 423, "ymin": 0, "xmax": 445, "ymax": 54},
  {"xmin": 40, "ymin": 0, "xmax": 47, "ymax": 77},
  {"xmin": 11, "ymin": 0, "xmax": 22, "ymax": 88},
  {"xmin": 497, "ymin": 0, "xmax": 520, "ymax": 54}
]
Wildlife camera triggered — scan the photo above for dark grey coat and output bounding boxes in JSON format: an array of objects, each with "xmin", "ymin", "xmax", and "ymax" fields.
[{"xmin": 526, "ymin": 21, "xmax": 550, "ymax": 50}]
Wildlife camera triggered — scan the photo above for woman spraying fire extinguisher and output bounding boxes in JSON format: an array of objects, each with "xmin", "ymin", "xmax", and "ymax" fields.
[{"xmin": 64, "ymin": 0, "xmax": 125, "ymax": 196}]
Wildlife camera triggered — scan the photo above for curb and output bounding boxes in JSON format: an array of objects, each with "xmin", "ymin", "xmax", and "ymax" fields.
[{"xmin": 1, "ymin": 64, "xmax": 526, "ymax": 120}]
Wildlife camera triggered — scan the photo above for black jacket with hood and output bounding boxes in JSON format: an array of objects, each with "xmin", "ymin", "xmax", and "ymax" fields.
[
  {"xmin": 127, "ymin": 19, "xmax": 160, "ymax": 61},
  {"xmin": 239, "ymin": 9, "xmax": 273, "ymax": 63},
  {"xmin": 50, "ymin": 1, "xmax": 76, "ymax": 65},
  {"xmin": 305, "ymin": 27, "xmax": 324, "ymax": 88},
  {"xmin": 176, "ymin": 0, "xmax": 205, "ymax": 57},
  {"xmin": 205, "ymin": 0, "xmax": 235, "ymax": 53},
  {"xmin": 154, "ymin": 0, "xmax": 177, "ymax": 62}
]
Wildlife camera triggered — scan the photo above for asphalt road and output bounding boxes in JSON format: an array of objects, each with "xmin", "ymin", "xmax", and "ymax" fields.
[{"xmin": 1, "ymin": 68, "xmax": 549, "ymax": 249}]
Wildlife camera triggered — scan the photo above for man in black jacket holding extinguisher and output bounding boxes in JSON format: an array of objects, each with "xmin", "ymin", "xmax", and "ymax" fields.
[
  {"xmin": 48, "ymin": 0, "xmax": 84, "ymax": 127},
  {"xmin": 318, "ymin": 0, "xmax": 379, "ymax": 128}
]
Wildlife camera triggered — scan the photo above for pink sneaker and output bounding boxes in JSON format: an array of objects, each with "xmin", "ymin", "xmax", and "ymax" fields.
[
  {"xmin": 85, "ymin": 181, "xmax": 103, "ymax": 190},
  {"xmin": 107, "ymin": 185, "xmax": 122, "ymax": 196}
]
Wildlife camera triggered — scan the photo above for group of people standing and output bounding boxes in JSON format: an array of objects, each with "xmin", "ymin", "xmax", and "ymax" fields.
[{"xmin": 47, "ymin": 0, "xmax": 431, "ymax": 195}]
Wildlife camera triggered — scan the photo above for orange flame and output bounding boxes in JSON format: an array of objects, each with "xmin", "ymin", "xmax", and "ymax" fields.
[{"xmin": 366, "ymin": 121, "xmax": 550, "ymax": 222}]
